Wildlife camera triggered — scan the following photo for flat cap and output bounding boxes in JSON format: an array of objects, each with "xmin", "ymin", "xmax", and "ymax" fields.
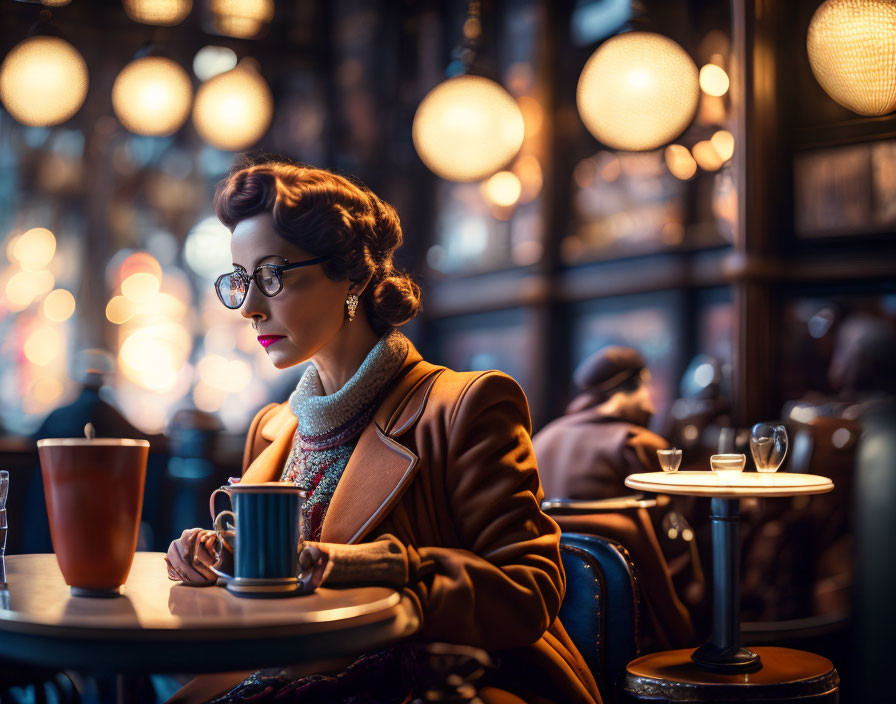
[{"xmin": 573, "ymin": 345, "xmax": 647, "ymax": 394}]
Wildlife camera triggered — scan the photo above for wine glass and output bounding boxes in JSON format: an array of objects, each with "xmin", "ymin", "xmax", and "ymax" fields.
[
  {"xmin": 657, "ymin": 448, "xmax": 682, "ymax": 473},
  {"xmin": 750, "ymin": 423, "xmax": 788, "ymax": 473}
]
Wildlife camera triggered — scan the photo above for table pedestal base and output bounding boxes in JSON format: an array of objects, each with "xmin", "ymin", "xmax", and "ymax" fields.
[
  {"xmin": 691, "ymin": 643, "xmax": 761, "ymax": 674},
  {"xmin": 625, "ymin": 647, "xmax": 839, "ymax": 704}
]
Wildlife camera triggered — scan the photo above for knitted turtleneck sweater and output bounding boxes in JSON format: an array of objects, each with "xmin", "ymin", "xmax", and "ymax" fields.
[{"xmin": 281, "ymin": 329, "xmax": 409, "ymax": 540}]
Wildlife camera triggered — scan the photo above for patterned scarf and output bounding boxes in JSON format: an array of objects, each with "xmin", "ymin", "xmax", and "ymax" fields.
[{"xmin": 281, "ymin": 329, "xmax": 409, "ymax": 540}]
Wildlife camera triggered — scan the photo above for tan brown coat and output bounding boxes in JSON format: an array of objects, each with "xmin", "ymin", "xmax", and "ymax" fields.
[{"xmin": 239, "ymin": 341, "xmax": 601, "ymax": 704}]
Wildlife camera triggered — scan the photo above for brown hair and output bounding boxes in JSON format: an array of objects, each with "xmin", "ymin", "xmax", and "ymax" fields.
[{"xmin": 213, "ymin": 159, "xmax": 420, "ymax": 333}]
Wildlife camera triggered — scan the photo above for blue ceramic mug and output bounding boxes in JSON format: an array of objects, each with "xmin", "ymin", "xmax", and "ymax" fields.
[{"xmin": 209, "ymin": 482, "xmax": 306, "ymax": 596}]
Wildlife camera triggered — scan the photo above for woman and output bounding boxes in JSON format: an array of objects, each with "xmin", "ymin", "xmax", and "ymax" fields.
[{"xmin": 165, "ymin": 159, "xmax": 601, "ymax": 704}]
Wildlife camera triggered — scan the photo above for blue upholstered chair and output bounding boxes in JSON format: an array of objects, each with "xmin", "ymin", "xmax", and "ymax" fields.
[{"xmin": 559, "ymin": 533, "xmax": 640, "ymax": 703}]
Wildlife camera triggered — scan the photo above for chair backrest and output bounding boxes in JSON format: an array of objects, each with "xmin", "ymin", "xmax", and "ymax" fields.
[{"xmin": 559, "ymin": 532, "xmax": 639, "ymax": 702}]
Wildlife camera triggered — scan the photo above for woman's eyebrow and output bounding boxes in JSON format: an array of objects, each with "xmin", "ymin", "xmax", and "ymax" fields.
[{"xmin": 231, "ymin": 254, "xmax": 288, "ymax": 269}]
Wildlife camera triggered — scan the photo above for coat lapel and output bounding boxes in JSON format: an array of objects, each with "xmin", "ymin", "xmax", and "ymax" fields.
[
  {"xmin": 241, "ymin": 406, "xmax": 297, "ymax": 484},
  {"xmin": 321, "ymin": 347, "xmax": 443, "ymax": 545},
  {"xmin": 241, "ymin": 339, "xmax": 442, "ymax": 545}
]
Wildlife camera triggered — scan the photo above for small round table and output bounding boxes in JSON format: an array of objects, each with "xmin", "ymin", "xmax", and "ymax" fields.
[
  {"xmin": 0, "ymin": 553, "xmax": 419, "ymax": 673},
  {"xmin": 624, "ymin": 471, "xmax": 833, "ymax": 675}
]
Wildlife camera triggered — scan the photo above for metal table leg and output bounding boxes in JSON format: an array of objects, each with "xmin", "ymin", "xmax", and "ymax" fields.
[{"xmin": 691, "ymin": 497, "xmax": 762, "ymax": 673}]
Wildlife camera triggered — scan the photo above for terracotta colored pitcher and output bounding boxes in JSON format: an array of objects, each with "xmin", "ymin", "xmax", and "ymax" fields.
[{"xmin": 37, "ymin": 438, "xmax": 149, "ymax": 597}]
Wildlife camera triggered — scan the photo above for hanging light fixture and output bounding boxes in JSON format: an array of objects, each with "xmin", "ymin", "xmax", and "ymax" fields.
[
  {"xmin": 112, "ymin": 55, "xmax": 193, "ymax": 136},
  {"xmin": 807, "ymin": 0, "xmax": 896, "ymax": 116},
  {"xmin": 209, "ymin": 0, "xmax": 274, "ymax": 39},
  {"xmin": 577, "ymin": 31, "xmax": 699, "ymax": 151},
  {"xmin": 122, "ymin": 0, "xmax": 192, "ymax": 26},
  {"xmin": 0, "ymin": 35, "xmax": 88, "ymax": 127},
  {"xmin": 412, "ymin": 1, "xmax": 525, "ymax": 182},
  {"xmin": 192, "ymin": 59, "xmax": 273, "ymax": 151}
]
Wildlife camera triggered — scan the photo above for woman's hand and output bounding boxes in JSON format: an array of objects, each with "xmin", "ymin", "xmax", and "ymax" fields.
[
  {"xmin": 297, "ymin": 541, "xmax": 333, "ymax": 592},
  {"xmin": 166, "ymin": 528, "xmax": 219, "ymax": 586}
]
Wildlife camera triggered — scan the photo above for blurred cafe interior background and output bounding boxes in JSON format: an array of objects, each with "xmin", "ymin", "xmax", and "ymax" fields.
[{"xmin": 1, "ymin": 0, "xmax": 895, "ymax": 701}]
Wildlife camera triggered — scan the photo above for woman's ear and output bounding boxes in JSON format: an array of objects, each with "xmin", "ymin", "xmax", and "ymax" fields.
[{"xmin": 349, "ymin": 273, "xmax": 373, "ymax": 297}]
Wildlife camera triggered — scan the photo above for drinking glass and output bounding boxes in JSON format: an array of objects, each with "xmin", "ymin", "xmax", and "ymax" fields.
[
  {"xmin": 657, "ymin": 448, "xmax": 683, "ymax": 473},
  {"xmin": 710, "ymin": 453, "xmax": 746, "ymax": 483},
  {"xmin": 750, "ymin": 423, "xmax": 788, "ymax": 473}
]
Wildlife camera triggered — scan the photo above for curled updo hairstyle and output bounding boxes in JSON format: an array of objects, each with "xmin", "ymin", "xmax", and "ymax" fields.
[{"xmin": 213, "ymin": 158, "xmax": 421, "ymax": 333}]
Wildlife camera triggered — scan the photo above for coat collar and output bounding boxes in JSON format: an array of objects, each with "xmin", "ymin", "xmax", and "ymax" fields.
[{"xmin": 241, "ymin": 338, "xmax": 442, "ymax": 544}]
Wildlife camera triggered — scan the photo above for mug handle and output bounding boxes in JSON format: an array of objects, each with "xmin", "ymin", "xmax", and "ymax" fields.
[
  {"xmin": 209, "ymin": 488, "xmax": 232, "ymax": 524},
  {"xmin": 210, "ymin": 510, "xmax": 235, "ymax": 580}
]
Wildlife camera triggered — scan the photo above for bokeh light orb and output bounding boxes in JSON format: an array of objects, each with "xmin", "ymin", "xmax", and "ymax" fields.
[
  {"xmin": 43, "ymin": 288, "xmax": 76, "ymax": 322},
  {"xmin": 122, "ymin": 0, "xmax": 193, "ymax": 26},
  {"xmin": 699, "ymin": 63, "xmax": 730, "ymax": 96},
  {"xmin": 112, "ymin": 56, "xmax": 193, "ymax": 137},
  {"xmin": 577, "ymin": 31, "xmax": 699, "ymax": 151},
  {"xmin": 482, "ymin": 171, "xmax": 522, "ymax": 207},
  {"xmin": 412, "ymin": 75, "xmax": 525, "ymax": 182},
  {"xmin": 807, "ymin": 0, "xmax": 896, "ymax": 116},
  {"xmin": 210, "ymin": 0, "xmax": 274, "ymax": 39},
  {"xmin": 664, "ymin": 144, "xmax": 698, "ymax": 180},
  {"xmin": 192, "ymin": 62, "xmax": 273, "ymax": 151},
  {"xmin": 185, "ymin": 216, "xmax": 232, "ymax": 281},
  {"xmin": 11, "ymin": 227, "xmax": 56, "ymax": 270},
  {"xmin": 0, "ymin": 36, "xmax": 89, "ymax": 127},
  {"xmin": 193, "ymin": 45, "xmax": 237, "ymax": 81}
]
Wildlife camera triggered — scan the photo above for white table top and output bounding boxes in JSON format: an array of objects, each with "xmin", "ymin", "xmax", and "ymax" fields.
[{"xmin": 624, "ymin": 471, "xmax": 834, "ymax": 498}]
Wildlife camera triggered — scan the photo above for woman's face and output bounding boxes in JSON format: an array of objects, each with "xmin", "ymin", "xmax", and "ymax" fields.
[{"xmin": 229, "ymin": 212, "xmax": 351, "ymax": 369}]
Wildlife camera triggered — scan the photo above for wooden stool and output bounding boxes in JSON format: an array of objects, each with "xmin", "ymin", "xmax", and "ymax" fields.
[{"xmin": 623, "ymin": 647, "xmax": 839, "ymax": 703}]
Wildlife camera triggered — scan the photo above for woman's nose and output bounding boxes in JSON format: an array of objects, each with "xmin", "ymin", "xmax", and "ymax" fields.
[{"xmin": 240, "ymin": 280, "xmax": 268, "ymax": 321}]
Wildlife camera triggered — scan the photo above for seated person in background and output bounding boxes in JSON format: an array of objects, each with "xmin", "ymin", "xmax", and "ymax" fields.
[
  {"xmin": 533, "ymin": 346, "xmax": 666, "ymax": 500},
  {"xmin": 534, "ymin": 347, "xmax": 700, "ymax": 650}
]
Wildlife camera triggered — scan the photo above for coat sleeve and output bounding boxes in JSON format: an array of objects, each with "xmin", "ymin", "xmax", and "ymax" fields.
[{"xmin": 396, "ymin": 372, "xmax": 566, "ymax": 650}]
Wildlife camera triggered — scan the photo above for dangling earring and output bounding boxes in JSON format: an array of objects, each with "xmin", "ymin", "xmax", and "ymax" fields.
[{"xmin": 345, "ymin": 293, "xmax": 359, "ymax": 322}]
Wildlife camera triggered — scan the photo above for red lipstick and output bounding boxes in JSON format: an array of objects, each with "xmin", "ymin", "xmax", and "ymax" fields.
[{"xmin": 257, "ymin": 335, "xmax": 285, "ymax": 348}]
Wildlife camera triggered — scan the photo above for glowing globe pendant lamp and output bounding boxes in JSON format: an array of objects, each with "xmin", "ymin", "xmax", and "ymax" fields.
[
  {"xmin": 807, "ymin": 0, "xmax": 896, "ymax": 116},
  {"xmin": 112, "ymin": 55, "xmax": 193, "ymax": 136},
  {"xmin": 192, "ymin": 59, "xmax": 273, "ymax": 151},
  {"xmin": 0, "ymin": 35, "xmax": 88, "ymax": 127},
  {"xmin": 577, "ymin": 31, "xmax": 699, "ymax": 151},
  {"xmin": 412, "ymin": 1, "xmax": 524, "ymax": 182}
]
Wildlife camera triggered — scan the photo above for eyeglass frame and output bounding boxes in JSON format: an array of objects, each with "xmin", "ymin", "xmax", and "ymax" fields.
[{"xmin": 214, "ymin": 255, "xmax": 332, "ymax": 309}]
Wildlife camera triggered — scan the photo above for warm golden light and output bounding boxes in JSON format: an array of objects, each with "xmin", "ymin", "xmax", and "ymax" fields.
[
  {"xmin": 106, "ymin": 295, "xmax": 136, "ymax": 325},
  {"xmin": 710, "ymin": 129, "xmax": 735, "ymax": 162},
  {"xmin": 122, "ymin": 0, "xmax": 193, "ymax": 25},
  {"xmin": 210, "ymin": 0, "xmax": 275, "ymax": 38},
  {"xmin": 577, "ymin": 31, "xmax": 699, "ymax": 151},
  {"xmin": 119, "ymin": 251, "xmax": 162, "ymax": 284},
  {"xmin": 413, "ymin": 75, "xmax": 525, "ymax": 182},
  {"xmin": 112, "ymin": 56, "xmax": 193, "ymax": 136},
  {"xmin": 807, "ymin": 0, "xmax": 896, "ymax": 116},
  {"xmin": 121, "ymin": 272, "xmax": 161, "ymax": 302},
  {"xmin": 119, "ymin": 323, "xmax": 190, "ymax": 393},
  {"xmin": 699, "ymin": 63, "xmax": 730, "ymax": 96},
  {"xmin": 192, "ymin": 61, "xmax": 273, "ymax": 151},
  {"xmin": 12, "ymin": 228, "xmax": 56, "ymax": 270},
  {"xmin": 482, "ymin": 171, "xmax": 522, "ymax": 208},
  {"xmin": 43, "ymin": 288, "xmax": 76, "ymax": 322},
  {"xmin": 692, "ymin": 140, "xmax": 724, "ymax": 171},
  {"xmin": 664, "ymin": 144, "xmax": 698, "ymax": 180},
  {"xmin": 31, "ymin": 377, "xmax": 65, "ymax": 405},
  {"xmin": 0, "ymin": 37, "xmax": 88, "ymax": 127},
  {"xmin": 24, "ymin": 326, "xmax": 64, "ymax": 366},
  {"xmin": 6, "ymin": 270, "xmax": 55, "ymax": 307},
  {"xmin": 513, "ymin": 154, "xmax": 543, "ymax": 203}
]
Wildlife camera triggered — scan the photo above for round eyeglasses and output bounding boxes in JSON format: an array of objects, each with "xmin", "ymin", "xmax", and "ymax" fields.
[{"xmin": 214, "ymin": 256, "xmax": 331, "ymax": 309}]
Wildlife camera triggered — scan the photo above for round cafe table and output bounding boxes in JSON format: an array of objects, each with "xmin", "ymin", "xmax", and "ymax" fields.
[
  {"xmin": 624, "ymin": 471, "xmax": 833, "ymax": 675},
  {"xmin": 0, "ymin": 552, "xmax": 419, "ymax": 674}
]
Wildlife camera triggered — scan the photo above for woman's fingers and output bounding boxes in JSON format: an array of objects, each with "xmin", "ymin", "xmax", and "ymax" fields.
[
  {"xmin": 168, "ymin": 529, "xmax": 214, "ymax": 584},
  {"xmin": 298, "ymin": 542, "xmax": 332, "ymax": 592}
]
